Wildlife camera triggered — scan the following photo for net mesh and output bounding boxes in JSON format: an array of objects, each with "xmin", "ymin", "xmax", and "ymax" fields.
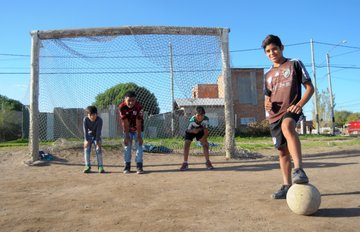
[{"xmin": 37, "ymin": 29, "xmax": 227, "ymax": 153}]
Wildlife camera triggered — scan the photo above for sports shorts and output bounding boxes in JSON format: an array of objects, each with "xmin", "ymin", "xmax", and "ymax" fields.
[
  {"xmin": 185, "ymin": 129, "xmax": 205, "ymax": 141},
  {"xmin": 269, "ymin": 112, "xmax": 303, "ymax": 149}
]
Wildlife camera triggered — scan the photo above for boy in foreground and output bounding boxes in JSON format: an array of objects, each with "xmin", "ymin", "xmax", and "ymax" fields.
[
  {"xmin": 262, "ymin": 34, "xmax": 314, "ymax": 199},
  {"xmin": 180, "ymin": 106, "xmax": 214, "ymax": 171}
]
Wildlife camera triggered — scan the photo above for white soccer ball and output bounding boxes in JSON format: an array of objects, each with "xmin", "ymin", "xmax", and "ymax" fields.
[{"xmin": 286, "ymin": 183, "xmax": 321, "ymax": 215}]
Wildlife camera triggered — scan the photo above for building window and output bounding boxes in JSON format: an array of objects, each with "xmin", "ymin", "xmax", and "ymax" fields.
[
  {"xmin": 238, "ymin": 72, "xmax": 257, "ymax": 105},
  {"xmin": 240, "ymin": 117, "xmax": 256, "ymax": 125}
]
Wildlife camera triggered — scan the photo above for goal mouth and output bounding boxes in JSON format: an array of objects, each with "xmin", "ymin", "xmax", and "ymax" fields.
[{"xmin": 29, "ymin": 26, "xmax": 234, "ymax": 160}]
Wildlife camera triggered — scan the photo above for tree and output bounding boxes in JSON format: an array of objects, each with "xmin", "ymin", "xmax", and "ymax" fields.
[
  {"xmin": 313, "ymin": 89, "xmax": 335, "ymax": 127},
  {"xmin": 0, "ymin": 95, "xmax": 23, "ymax": 111},
  {"xmin": 94, "ymin": 82, "xmax": 160, "ymax": 115},
  {"xmin": 347, "ymin": 113, "xmax": 360, "ymax": 122},
  {"xmin": 335, "ymin": 110, "xmax": 352, "ymax": 127},
  {"xmin": 0, "ymin": 95, "xmax": 24, "ymax": 141}
]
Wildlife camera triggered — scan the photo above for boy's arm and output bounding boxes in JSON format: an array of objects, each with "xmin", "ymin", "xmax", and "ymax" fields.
[
  {"xmin": 203, "ymin": 128, "xmax": 209, "ymax": 139},
  {"xmin": 287, "ymin": 81, "xmax": 314, "ymax": 114},
  {"xmin": 136, "ymin": 118, "xmax": 143, "ymax": 145},
  {"xmin": 122, "ymin": 118, "xmax": 130, "ymax": 137},
  {"xmin": 264, "ymin": 95, "xmax": 272, "ymax": 112},
  {"xmin": 83, "ymin": 117, "xmax": 89, "ymax": 141},
  {"xmin": 95, "ymin": 118, "xmax": 103, "ymax": 142},
  {"xmin": 121, "ymin": 118, "xmax": 131, "ymax": 146}
]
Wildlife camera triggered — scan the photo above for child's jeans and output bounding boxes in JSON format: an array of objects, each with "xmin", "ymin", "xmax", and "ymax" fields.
[
  {"xmin": 84, "ymin": 137, "xmax": 103, "ymax": 167},
  {"xmin": 124, "ymin": 132, "xmax": 144, "ymax": 163}
]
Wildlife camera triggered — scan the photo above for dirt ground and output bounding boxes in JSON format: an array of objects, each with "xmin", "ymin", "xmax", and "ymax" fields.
[{"xmin": 0, "ymin": 144, "xmax": 360, "ymax": 232}]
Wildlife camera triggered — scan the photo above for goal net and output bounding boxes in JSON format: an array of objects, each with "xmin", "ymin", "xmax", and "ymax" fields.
[{"xmin": 29, "ymin": 26, "xmax": 234, "ymax": 160}]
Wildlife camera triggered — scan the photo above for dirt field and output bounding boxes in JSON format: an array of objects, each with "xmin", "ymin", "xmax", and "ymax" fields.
[{"xmin": 0, "ymin": 144, "xmax": 360, "ymax": 232}]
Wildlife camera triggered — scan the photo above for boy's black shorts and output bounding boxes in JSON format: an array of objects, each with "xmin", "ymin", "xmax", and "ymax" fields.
[
  {"xmin": 185, "ymin": 130, "xmax": 204, "ymax": 141},
  {"xmin": 269, "ymin": 112, "xmax": 303, "ymax": 149}
]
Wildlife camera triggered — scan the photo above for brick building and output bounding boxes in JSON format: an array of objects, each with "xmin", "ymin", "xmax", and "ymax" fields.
[{"xmin": 176, "ymin": 68, "xmax": 265, "ymax": 129}]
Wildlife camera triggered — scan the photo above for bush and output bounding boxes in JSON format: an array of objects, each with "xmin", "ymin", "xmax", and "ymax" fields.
[{"xmin": 236, "ymin": 120, "xmax": 270, "ymax": 136}]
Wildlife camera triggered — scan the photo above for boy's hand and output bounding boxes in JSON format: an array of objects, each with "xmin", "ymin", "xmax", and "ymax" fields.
[
  {"xmin": 84, "ymin": 140, "xmax": 89, "ymax": 148},
  {"xmin": 287, "ymin": 104, "xmax": 302, "ymax": 114},
  {"xmin": 137, "ymin": 136, "xmax": 143, "ymax": 145},
  {"xmin": 124, "ymin": 136, "xmax": 130, "ymax": 146},
  {"xmin": 265, "ymin": 98, "xmax": 272, "ymax": 112}
]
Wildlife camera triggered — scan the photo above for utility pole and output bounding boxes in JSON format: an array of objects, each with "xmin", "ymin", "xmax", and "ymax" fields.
[
  {"xmin": 169, "ymin": 43, "xmax": 175, "ymax": 137},
  {"xmin": 310, "ymin": 39, "xmax": 320, "ymax": 134},
  {"xmin": 326, "ymin": 53, "xmax": 335, "ymax": 135}
]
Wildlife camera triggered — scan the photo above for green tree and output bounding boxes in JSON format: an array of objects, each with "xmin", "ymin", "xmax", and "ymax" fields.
[
  {"xmin": 0, "ymin": 95, "xmax": 23, "ymax": 111},
  {"xmin": 335, "ymin": 110, "xmax": 352, "ymax": 127},
  {"xmin": 0, "ymin": 95, "xmax": 23, "ymax": 141},
  {"xmin": 347, "ymin": 113, "xmax": 360, "ymax": 122},
  {"xmin": 94, "ymin": 82, "xmax": 160, "ymax": 115}
]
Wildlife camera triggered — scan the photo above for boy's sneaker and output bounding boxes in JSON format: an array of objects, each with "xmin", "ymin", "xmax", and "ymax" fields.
[
  {"xmin": 98, "ymin": 166, "xmax": 105, "ymax": 173},
  {"xmin": 205, "ymin": 160, "xmax": 214, "ymax": 170},
  {"xmin": 292, "ymin": 168, "xmax": 309, "ymax": 184},
  {"xmin": 136, "ymin": 162, "xmax": 144, "ymax": 174},
  {"xmin": 83, "ymin": 166, "xmax": 91, "ymax": 173},
  {"xmin": 179, "ymin": 162, "xmax": 188, "ymax": 171},
  {"xmin": 271, "ymin": 185, "xmax": 291, "ymax": 199},
  {"xmin": 123, "ymin": 162, "xmax": 131, "ymax": 174}
]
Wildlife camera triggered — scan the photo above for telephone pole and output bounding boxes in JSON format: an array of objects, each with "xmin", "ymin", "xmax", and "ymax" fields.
[
  {"xmin": 326, "ymin": 53, "xmax": 335, "ymax": 135},
  {"xmin": 310, "ymin": 39, "xmax": 320, "ymax": 134}
]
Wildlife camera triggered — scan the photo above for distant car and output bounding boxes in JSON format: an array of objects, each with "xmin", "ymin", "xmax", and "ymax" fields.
[{"xmin": 343, "ymin": 121, "xmax": 360, "ymax": 136}]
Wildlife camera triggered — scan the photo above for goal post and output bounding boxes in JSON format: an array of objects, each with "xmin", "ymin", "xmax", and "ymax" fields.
[{"xmin": 29, "ymin": 26, "xmax": 235, "ymax": 161}]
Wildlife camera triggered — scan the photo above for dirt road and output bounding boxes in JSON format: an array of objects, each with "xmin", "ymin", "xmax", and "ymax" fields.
[{"xmin": 0, "ymin": 146, "xmax": 359, "ymax": 232}]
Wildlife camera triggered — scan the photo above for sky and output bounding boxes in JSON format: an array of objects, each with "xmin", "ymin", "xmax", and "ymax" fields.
[{"xmin": 1, "ymin": 0, "xmax": 359, "ymax": 119}]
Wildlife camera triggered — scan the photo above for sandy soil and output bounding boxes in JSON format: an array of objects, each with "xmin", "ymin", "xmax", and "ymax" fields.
[{"xmin": 0, "ymin": 144, "xmax": 359, "ymax": 232}]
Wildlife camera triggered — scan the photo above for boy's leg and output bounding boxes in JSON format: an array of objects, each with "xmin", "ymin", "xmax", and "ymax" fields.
[
  {"xmin": 123, "ymin": 133, "xmax": 133, "ymax": 173},
  {"xmin": 180, "ymin": 139, "xmax": 192, "ymax": 171},
  {"xmin": 83, "ymin": 140, "xmax": 92, "ymax": 173},
  {"xmin": 134, "ymin": 132, "xmax": 144, "ymax": 164},
  {"xmin": 281, "ymin": 116, "xmax": 309, "ymax": 184},
  {"xmin": 278, "ymin": 146, "xmax": 292, "ymax": 185},
  {"xmin": 124, "ymin": 133, "xmax": 133, "ymax": 163},
  {"xmin": 199, "ymin": 137, "xmax": 214, "ymax": 170},
  {"xmin": 281, "ymin": 118, "xmax": 302, "ymax": 169},
  {"xmin": 135, "ymin": 132, "xmax": 144, "ymax": 174},
  {"xmin": 271, "ymin": 147, "xmax": 292, "ymax": 199},
  {"xmin": 183, "ymin": 140, "xmax": 192, "ymax": 162},
  {"xmin": 95, "ymin": 140, "xmax": 104, "ymax": 173},
  {"xmin": 270, "ymin": 119, "xmax": 291, "ymax": 198}
]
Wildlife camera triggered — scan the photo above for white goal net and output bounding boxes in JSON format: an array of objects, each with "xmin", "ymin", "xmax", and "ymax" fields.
[{"xmin": 29, "ymin": 26, "xmax": 234, "ymax": 160}]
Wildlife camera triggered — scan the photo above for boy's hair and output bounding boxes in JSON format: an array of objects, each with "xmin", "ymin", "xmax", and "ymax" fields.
[
  {"xmin": 195, "ymin": 106, "xmax": 206, "ymax": 115},
  {"xmin": 124, "ymin": 90, "xmax": 137, "ymax": 98},
  {"xmin": 85, "ymin": 106, "xmax": 98, "ymax": 115},
  {"xmin": 261, "ymin": 34, "xmax": 283, "ymax": 50}
]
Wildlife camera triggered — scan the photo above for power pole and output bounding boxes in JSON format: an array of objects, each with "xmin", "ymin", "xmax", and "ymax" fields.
[
  {"xmin": 326, "ymin": 53, "xmax": 335, "ymax": 135},
  {"xmin": 169, "ymin": 43, "xmax": 175, "ymax": 137},
  {"xmin": 310, "ymin": 39, "xmax": 320, "ymax": 134}
]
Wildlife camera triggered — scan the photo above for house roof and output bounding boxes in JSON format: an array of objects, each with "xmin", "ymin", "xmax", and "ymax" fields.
[{"xmin": 175, "ymin": 98, "xmax": 224, "ymax": 107}]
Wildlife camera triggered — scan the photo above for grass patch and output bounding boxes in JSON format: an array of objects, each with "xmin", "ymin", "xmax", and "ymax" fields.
[{"xmin": 1, "ymin": 135, "xmax": 358, "ymax": 153}]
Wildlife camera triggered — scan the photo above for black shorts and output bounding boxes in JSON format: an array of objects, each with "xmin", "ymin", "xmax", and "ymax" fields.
[
  {"xmin": 185, "ymin": 130, "xmax": 205, "ymax": 141},
  {"xmin": 269, "ymin": 112, "xmax": 303, "ymax": 149}
]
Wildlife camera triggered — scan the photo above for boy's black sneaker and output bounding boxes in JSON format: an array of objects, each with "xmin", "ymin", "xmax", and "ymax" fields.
[
  {"xmin": 292, "ymin": 168, "xmax": 309, "ymax": 184},
  {"xmin": 136, "ymin": 162, "xmax": 144, "ymax": 174},
  {"xmin": 123, "ymin": 162, "xmax": 131, "ymax": 174},
  {"xmin": 179, "ymin": 162, "xmax": 189, "ymax": 171},
  {"xmin": 271, "ymin": 185, "xmax": 291, "ymax": 199},
  {"xmin": 83, "ymin": 166, "xmax": 91, "ymax": 173}
]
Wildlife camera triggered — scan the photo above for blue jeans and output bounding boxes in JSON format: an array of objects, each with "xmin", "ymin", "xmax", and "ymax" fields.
[
  {"xmin": 84, "ymin": 137, "xmax": 103, "ymax": 167},
  {"xmin": 124, "ymin": 132, "xmax": 144, "ymax": 163}
]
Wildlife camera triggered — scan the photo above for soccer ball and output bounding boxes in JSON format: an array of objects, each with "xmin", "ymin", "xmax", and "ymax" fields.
[{"xmin": 286, "ymin": 183, "xmax": 321, "ymax": 215}]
